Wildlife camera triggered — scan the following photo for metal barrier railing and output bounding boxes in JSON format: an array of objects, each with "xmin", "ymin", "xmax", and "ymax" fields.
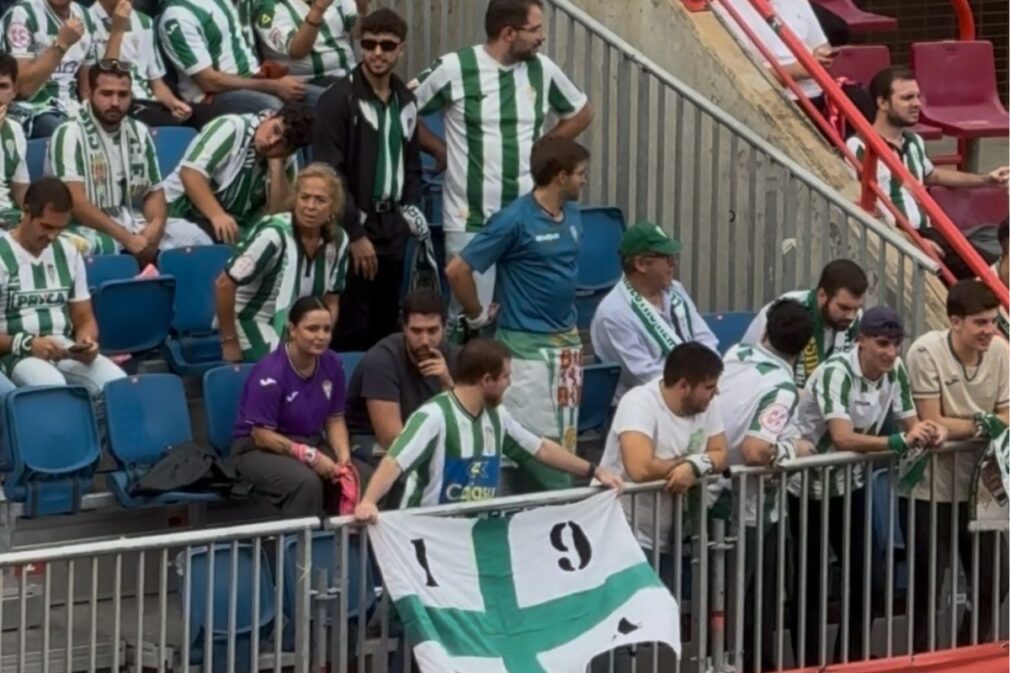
[
  {"xmin": 385, "ymin": 0, "xmax": 940, "ymax": 334},
  {"xmin": 0, "ymin": 444, "xmax": 1002, "ymax": 672}
]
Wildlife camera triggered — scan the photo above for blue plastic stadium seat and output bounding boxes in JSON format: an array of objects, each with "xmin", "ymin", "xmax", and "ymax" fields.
[
  {"xmin": 203, "ymin": 364, "xmax": 253, "ymax": 457},
  {"xmin": 25, "ymin": 138, "xmax": 47, "ymax": 181},
  {"xmin": 159, "ymin": 246, "xmax": 232, "ymax": 376},
  {"xmin": 3, "ymin": 386, "xmax": 101, "ymax": 516},
  {"xmin": 702, "ymin": 311, "xmax": 756, "ymax": 354},
  {"xmin": 92, "ymin": 276, "xmax": 176, "ymax": 355},
  {"xmin": 84, "ymin": 254, "xmax": 139, "ymax": 290},
  {"xmin": 281, "ymin": 531, "xmax": 375, "ymax": 650},
  {"xmin": 104, "ymin": 374, "xmax": 220, "ymax": 506},
  {"xmin": 578, "ymin": 362, "xmax": 621, "ymax": 434},
  {"xmin": 338, "ymin": 352, "xmax": 365, "ymax": 389},
  {"xmin": 150, "ymin": 126, "xmax": 197, "ymax": 176},
  {"xmin": 180, "ymin": 543, "xmax": 276, "ymax": 672}
]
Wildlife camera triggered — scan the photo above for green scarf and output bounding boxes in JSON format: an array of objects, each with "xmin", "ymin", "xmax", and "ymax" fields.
[
  {"xmin": 797, "ymin": 289, "xmax": 859, "ymax": 387},
  {"xmin": 619, "ymin": 276, "xmax": 693, "ymax": 357},
  {"xmin": 76, "ymin": 104, "xmax": 150, "ymax": 219}
]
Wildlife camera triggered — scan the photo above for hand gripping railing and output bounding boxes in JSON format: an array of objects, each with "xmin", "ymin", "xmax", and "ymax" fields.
[{"xmin": 711, "ymin": 0, "xmax": 1008, "ymax": 306}]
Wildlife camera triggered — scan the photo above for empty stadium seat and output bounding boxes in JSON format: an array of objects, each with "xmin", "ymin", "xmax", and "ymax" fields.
[
  {"xmin": 910, "ymin": 41, "xmax": 1009, "ymax": 139},
  {"xmin": 338, "ymin": 352, "xmax": 365, "ymax": 387},
  {"xmin": 203, "ymin": 364, "xmax": 253, "ymax": 457},
  {"xmin": 2, "ymin": 386, "xmax": 101, "ymax": 516},
  {"xmin": 703, "ymin": 311, "xmax": 755, "ymax": 354},
  {"xmin": 575, "ymin": 206, "xmax": 626, "ymax": 330},
  {"xmin": 84, "ymin": 254, "xmax": 139, "ymax": 290},
  {"xmin": 810, "ymin": 0, "xmax": 896, "ymax": 33},
  {"xmin": 104, "ymin": 374, "xmax": 220, "ymax": 506},
  {"xmin": 92, "ymin": 276, "xmax": 176, "ymax": 355},
  {"xmin": 25, "ymin": 138, "xmax": 47, "ymax": 180},
  {"xmin": 578, "ymin": 362, "xmax": 621, "ymax": 434},
  {"xmin": 929, "ymin": 185, "xmax": 1009, "ymax": 231},
  {"xmin": 150, "ymin": 126, "xmax": 197, "ymax": 176},
  {"xmin": 159, "ymin": 245, "xmax": 232, "ymax": 376},
  {"xmin": 181, "ymin": 543, "xmax": 277, "ymax": 672}
]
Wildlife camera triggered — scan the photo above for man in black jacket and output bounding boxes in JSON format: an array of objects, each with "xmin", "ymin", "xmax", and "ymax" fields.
[{"xmin": 312, "ymin": 8, "xmax": 426, "ymax": 351}]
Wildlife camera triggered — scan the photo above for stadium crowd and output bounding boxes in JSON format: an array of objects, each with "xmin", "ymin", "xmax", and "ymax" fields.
[{"xmin": 0, "ymin": 0, "xmax": 1005, "ymax": 667}]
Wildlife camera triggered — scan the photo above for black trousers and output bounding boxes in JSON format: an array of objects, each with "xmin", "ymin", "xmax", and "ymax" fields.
[
  {"xmin": 128, "ymin": 99, "xmax": 213, "ymax": 129},
  {"xmin": 330, "ymin": 252, "xmax": 405, "ymax": 353},
  {"xmin": 909, "ymin": 499, "xmax": 1008, "ymax": 652},
  {"xmin": 787, "ymin": 490, "xmax": 868, "ymax": 667},
  {"xmin": 921, "ymin": 227, "xmax": 999, "ymax": 280}
]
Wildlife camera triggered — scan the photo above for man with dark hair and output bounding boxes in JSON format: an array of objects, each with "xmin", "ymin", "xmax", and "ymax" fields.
[
  {"xmin": 345, "ymin": 289, "xmax": 459, "ymax": 453},
  {"xmin": 0, "ymin": 177, "xmax": 125, "ymax": 391},
  {"xmin": 161, "ymin": 104, "xmax": 313, "ymax": 243},
  {"xmin": 742, "ymin": 258, "xmax": 868, "ymax": 386},
  {"xmin": 412, "ymin": 0, "xmax": 592, "ymax": 325},
  {"xmin": 314, "ymin": 8, "xmax": 428, "ymax": 351},
  {"xmin": 592, "ymin": 221, "xmax": 718, "ymax": 399},
  {"xmin": 789, "ymin": 306, "xmax": 943, "ymax": 665},
  {"xmin": 446, "ymin": 136, "xmax": 589, "ymax": 491},
  {"xmin": 353, "ymin": 337, "xmax": 622, "ymax": 520},
  {"xmin": 907, "ymin": 279, "xmax": 1009, "ymax": 652},
  {"xmin": 598, "ymin": 341, "xmax": 728, "ymax": 557},
  {"xmin": 848, "ymin": 66, "xmax": 1009, "ymax": 277},
  {"xmin": 48, "ymin": 61, "xmax": 209, "ymax": 258},
  {"xmin": 0, "ymin": 54, "xmax": 29, "ymax": 226}
]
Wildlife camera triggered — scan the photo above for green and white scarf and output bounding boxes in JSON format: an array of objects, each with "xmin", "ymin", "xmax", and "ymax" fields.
[
  {"xmin": 619, "ymin": 276, "xmax": 693, "ymax": 356},
  {"xmin": 76, "ymin": 104, "xmax": 151, "ymax": 219},
  {"xmin": 969, "ymin": 415, "xmax": 1009, "ymax": 533}
]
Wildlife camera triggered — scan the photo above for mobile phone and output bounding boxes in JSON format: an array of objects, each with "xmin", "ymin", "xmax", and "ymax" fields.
[{"xmin": 68, "ymin": 342, "xmax": 89, "ymax": 354}]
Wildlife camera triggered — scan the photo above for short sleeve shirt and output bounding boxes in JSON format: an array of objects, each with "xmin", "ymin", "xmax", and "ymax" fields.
[
  {"xmin": 847, "ymin": 131, "xmax": 933, "ymax": 230},
  {"xmin": 254, "ymin": 0, "xmax": 357, "ymax": 81},
  {"xmin": 88, "ymin": 5, "xmax": 166, "ymax": 100},
  {"xmin": 461, "ymin": 193, "xmax": 581, "ymax": 334},
  {"xmin": 0, "ymin": 119, "xmax": 29, "ymax": 212},
  {"xmin": 233, "ymin": 345, "xmax": 347, "ymax": 439}
]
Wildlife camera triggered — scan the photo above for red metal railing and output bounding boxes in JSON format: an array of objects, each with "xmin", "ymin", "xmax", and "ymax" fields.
[
  {"xmin": 952, "ymin": 0, "xmax": 976, "ymax": 41},
  {"xmin": 709, "ymin": 0, "xmax": 1007, "ymax": 306}
]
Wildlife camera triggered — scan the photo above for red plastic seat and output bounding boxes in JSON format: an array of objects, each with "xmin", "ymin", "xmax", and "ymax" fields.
[
  {"xmin": 910, "ymin": 41, "xmax": 1010, "ymax": 139},
  {"xmin": 810, "ymin": 0, "xmax": 897, "ymax": 33},
  {"xmin": 929, "ymin": 185, "xmax": 1009, "ymax": 231}
]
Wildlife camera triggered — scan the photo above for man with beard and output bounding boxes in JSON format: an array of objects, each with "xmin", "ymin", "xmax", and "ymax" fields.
[
  {"xmin": 742, "ymin": 258, "xmax": 867, "ymax": 387},
  {"xmin": 447, "ymin": 136, "xmax": 589, "ymax": 492},
  {"xmin": 848, "ymin": 66, "xmax": 1009, "ymax": 278},
  {"xmin": 345, "ymin": 289, "xmax": 459, "ymax": 455},
  {"xmin": 313, "ymin": 8, "xmax": 427, "ymax": 351},
  {"xmin": 907, "ymin": 280, "xmax": 1009, "ymax": 652},
  {"xmin": 412, "ymin": 0, "xmax": 592, "ymax": 328},
  {"xmin": 353, "ymin": 338, "xmax": 622, "ymax": 520},
  {"xmin": 48, "ymin": 60, "xmax": 209, "ymax": 259},
  {"xmin": 0, "ymin": 55, "xmax": 30, "ymax": 227},
  {"xmin": 789, "ymin": 306, "xmax": 944, "ymax": 666}
]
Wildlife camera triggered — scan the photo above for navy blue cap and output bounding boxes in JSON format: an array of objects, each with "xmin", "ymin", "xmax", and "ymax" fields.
[{"xmin": 859, "ymin": 306, "xmax": 905, "ymax": 340}]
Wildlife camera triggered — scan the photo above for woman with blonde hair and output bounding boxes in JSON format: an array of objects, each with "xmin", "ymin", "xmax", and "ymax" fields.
[{"xmin": 215, "ymin": 163, "xmax": 350, "ymax": 362}]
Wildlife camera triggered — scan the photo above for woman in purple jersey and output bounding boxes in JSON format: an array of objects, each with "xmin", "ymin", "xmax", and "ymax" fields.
[{"xmin": 231, "ymin": 297, "xmax": 353, "ymax": 516}]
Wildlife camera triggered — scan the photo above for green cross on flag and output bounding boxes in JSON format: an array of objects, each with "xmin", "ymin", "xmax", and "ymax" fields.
[{"xmin": 368, "ymin": 492, "xmax": 681, "ymax": 672}]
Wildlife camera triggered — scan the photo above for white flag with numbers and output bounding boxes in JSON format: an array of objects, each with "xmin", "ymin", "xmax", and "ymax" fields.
[{"xmin": 368, "ymin": 491, "xmax": 681, "ymax": 673}]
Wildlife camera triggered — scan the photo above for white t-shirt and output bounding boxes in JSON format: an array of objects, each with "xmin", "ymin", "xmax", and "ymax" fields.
[{"xmin": 599, "ymin": 378, "xmax": 724, "ymax": 551}]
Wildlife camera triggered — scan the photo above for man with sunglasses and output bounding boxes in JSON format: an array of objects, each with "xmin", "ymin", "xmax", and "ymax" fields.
[
  {"xmin": 313, "ymin": 9, "xmax": 424, "ymax": 351},
  {"xmin": 412, "ymin": 0, "xmax": 592, "ymax": 330},
  {"xmin": 788, "ymin": 305, "xmax": 945, "ymax": 666},
  {"xmin": 590, "ymin": 221, "xmax": 718, "ymax": 400},
  {"xmin": 48, "ymin": 61, "xmax": 211, "ymax": 258}
]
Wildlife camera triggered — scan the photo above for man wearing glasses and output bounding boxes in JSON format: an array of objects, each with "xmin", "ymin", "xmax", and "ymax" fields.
[
  {"xmin": 590, "ymin": 221, "xmax": 718, "ymax": 400},
  {"xmin": 313, "ymin": 8, "xmax": 426, "ymax": 351},
  {"xmin": 48, "ymin": 60, "xmax": 210, "ymax": 259},
  {"xmin": 411, "ymin": 0, "xmax": 592, "ymax": 332}
]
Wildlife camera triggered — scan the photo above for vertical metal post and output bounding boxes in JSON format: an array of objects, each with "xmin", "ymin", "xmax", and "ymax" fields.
[
  {"xmin": 928, "ymin": 454, "xmax": 938, "ymax": 651},
  {"xmin": 753, "ymin": 477, "xmax": 765, "ymax": 673},
  {"xmin": 818, "ymin": 467, "xmax": 830, "ymax": 668},
  {"xmin": 205, "ymin": 544, "xmax": 216, "ymax": 673},
  {"xmin": 43, "ymin": 558, "xmax": 52, "ymax": 673},
  {"xmin": 227, "ymin": 541, "xmax": 239, "ymax": 673},
  {"xmin": 337, "ymin": 527, "xmax": 350, "ymax": 673},
  {"xmin": 182, "ymin": 546, "xmax": 192, "ymax": 673},
  {"xmin": 89, "ymin": 556, "xmax": 98, "ymax": 673},
  {"xmin": 710, "ymin": 518, "xmax": 726, "ymax": 673},
  {"xmin": 732, "ymin": 476, "xmax": 746, "ymax": 671},
  {"xmin": 841, "ymin": 466, "xmax": 852, "ymax": 662},
  {"xmin": 113, "ymin": 553, "xmax": 122, "ymax": 673},
  {"xmin": 158, "ymin": 549, "xmax": 168, "ymax": 673},
  {"xmin": 274, "ymin": 537, "xmax": 285, "ymax": 673},
  {"xmin": 775, "ymin": 475, "xmax": 787, "ymax": 671},
  {"xmin": 949, "ymin": 451, "xmax": 959, "ymax": 649},
  {"xmin": 136, "ymin": 550, "xmax": 146, "ymax": 673},
  {"xmin": 295, "ymin": 529, "xmax": 313, "ymax": 673},
  {"xmin": 252, "ymin": 537, "xmax": 262, "ymax": 673}
]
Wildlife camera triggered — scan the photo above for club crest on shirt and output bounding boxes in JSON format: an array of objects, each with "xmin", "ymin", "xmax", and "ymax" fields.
[
  {"xmin": 759, "ymin": 403, "xmax": 790, "ymax": 435},
  {"xmin": 322, "ymin": 380, "xmax": 332, "ymax": 400},
  {"xmin": 6, "ymin": 24, "xmax": 31, "ymax": 51}
]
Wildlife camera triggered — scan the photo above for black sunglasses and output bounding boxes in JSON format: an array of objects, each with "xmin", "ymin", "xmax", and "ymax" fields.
[{"xmin": 360, "ymin": 38, "xmax": 401, "ymax": 53}]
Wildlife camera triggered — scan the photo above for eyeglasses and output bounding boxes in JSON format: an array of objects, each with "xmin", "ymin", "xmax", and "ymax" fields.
[
  {"xmin": 95, "ymin": 58, "xmax": 131, "ymax": 76},
  {"xmin": 360, "ymin": 38, "xmax": 401, "ymax": 53}
]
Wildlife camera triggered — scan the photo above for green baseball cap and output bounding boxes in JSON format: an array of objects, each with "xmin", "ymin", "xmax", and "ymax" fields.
[{"xmin": 618, "ymin": 221, "xmax": 683, "ymax": 257}]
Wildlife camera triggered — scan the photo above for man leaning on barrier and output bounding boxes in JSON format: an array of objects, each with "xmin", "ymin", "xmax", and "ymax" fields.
[
  {"xmin": 789, "ymin": 306, "xmax": 945, "ymax": 666},
  {"xmin": 906, "ymin": 279, "xmax": 1009, "ymax": 652}
]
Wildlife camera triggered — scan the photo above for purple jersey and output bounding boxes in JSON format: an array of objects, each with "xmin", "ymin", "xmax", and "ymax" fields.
[{"xmin": 233, "ymin": 346, "xmax": 347, "ymax": 439}]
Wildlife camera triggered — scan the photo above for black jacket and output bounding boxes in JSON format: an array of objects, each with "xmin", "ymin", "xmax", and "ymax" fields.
[{"xmin": 313, "ymin": 64, "xmax": 423, "ymax": 256}]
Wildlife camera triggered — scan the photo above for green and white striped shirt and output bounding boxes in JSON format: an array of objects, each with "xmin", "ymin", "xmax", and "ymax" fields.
[
  {"xmin": 226, "ymin": 212, "xmax": 349, "ymax": 327},
  {"xmin": 0, "ymin": 233, "xmax": 89, "ymax": 339},
  {"xmin": 412, "ymin": 46, "xmax": 588, "ymax": 233},
  {"xmin": 158, "ymin": 0, "xmax": 260, "ymax": 103},
  {"xmin": 163, "ymin": 113, "xmax": 296, "ymax": 227},
  {"xmin": 847, "ymin": 131, "xmax": 933, "ymax": 230},
  {"xmin": 89, "ymin": 4, "xmax": 166, "ymax": 101},
  {"xmin": 367, "ymin": 90, "xmax": 411, "ymax": 202},
  {"xmin": 254, "ymin": 0, "xmax": 357, "ymax": 81},
  {"xmin": 389, "ymin": 391, "xmax": 543, "ymax": 508},
  {"xmin": 2, "ymin": 0, "xmax": 97, "ymax": 108},
  {"xmin": 0, "ymin": 119, "xmax": 29, "ymax": 212},
  {"xmin": 794, "ymin": 345, "xmax": 917, "ymax": 498}
]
